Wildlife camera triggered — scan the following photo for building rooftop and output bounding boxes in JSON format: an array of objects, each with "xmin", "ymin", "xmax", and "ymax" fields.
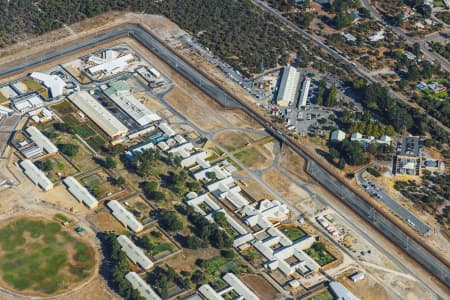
[
  {"xmin": 107, "ymin": 200, "xmax": 144, "ymax": 232},
  {"xmin": 329, "ymin": 281, "xmax": 359, "ymax": 300},
  {"xmin": 68, "ymin": 91, "xmax": 128, "ymax": 138},
  {"xmin": 30, "ymin": 72, "xmax": 66, "ymax": 97},
  {"xmin": 63, "ymin": 176, "xmax": 98, "ymax": 209},
  {"xmin": 104, "ymin": 80, "xmax": 160, "ymax": 126},
  {"xmin": 26, "ymin": 126, "xmax": 58, "ymax": 154},
  {"xmin": 125, "ymin": 272, "xmax": 161, "ymax": 300},
  {"xmin": 398, "ymin": 136, "xmax": 420, "ymax": 157},
  {"xmin": 276, "ymin": 66, "xmax": 301, "ymax": 107},
  {"xmin": 19, "ymin": 159, "xmax": 53, "ymax": 191},
  {"xmin": 117, "ymin": 235, "xmax": 153, "ymax": 270}
]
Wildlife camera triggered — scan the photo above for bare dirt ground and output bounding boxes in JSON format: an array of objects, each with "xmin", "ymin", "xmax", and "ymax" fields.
[
  {"xmin": 239, "ymin": 274, "xmax": 280, "ymax": 300},
  {"xmin": 90, "ymin": 210, "xmax": 127, "ymax": 234},
  {"xmin": 262, "ymin": 169, "xmax": 311, "ymax": 203},
  {"xmin": 338, "ymin": 269, "xmax": 393, "ymax": 300},
  {"xmin": 279, "ymin": 145, "xmax": 310, "ymax": 182}
]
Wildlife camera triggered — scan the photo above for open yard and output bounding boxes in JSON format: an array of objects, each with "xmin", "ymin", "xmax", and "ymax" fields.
[
  {"xmin": 22, "ymin": 78, "xmax": 49, "ymax": 99},
  {"xmin": 80, "ymin": 171, "xmax": 125, "ymax": 200},
  {"xmin": 124, "ymin": 195, "xmax": 154, "ymax": 224},
  {"xmin": 305, "ymin": 288, "xmax": 333, "ymax": 300},
  {"xmin": 279, "ymin": 226, "xmax": 306, "ymax": 242},
  {"xmin": 0, "ymin": 217, "xmax": 95, "ymax": 295},
  {"xmin": 36, "ymin": 154, "xmax": 78, "ymax": 182},
  {"xmin": 215, "ymin": 131, "xmax": 254, "ymax": 152},
  {"xmin": 305, "ymin": 243, "xmax": 335, "ymax": 266},
  {"xmin": 138, "ymin": 227, "xmax": 177, "ymax": 260}
]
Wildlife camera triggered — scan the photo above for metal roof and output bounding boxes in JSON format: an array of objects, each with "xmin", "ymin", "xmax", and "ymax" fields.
[
  {"xmin": 63, "ymin": 176, "xmax": 98, "ymax": 209},
  {"xmin": 26, "ymin": 126, "xmax": 58, "ymax": 154},
  {"xmin": 107, "ymin": 200, "xmax": 143, "ymax": 232},
  {"xmin": 125, "ymin": 272, "xmax": 161, "ymax": 300},
  {"xmin": 19, "ymin": 159, "xmax": 53, "ymax": 191},
  {"xmin": 117, "ymin": 235, "xmax": 153, "ymax": 270}
]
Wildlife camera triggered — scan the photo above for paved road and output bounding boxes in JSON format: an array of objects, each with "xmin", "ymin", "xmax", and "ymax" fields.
[
  {"xmin": 251, "ymin": 0, "xmax": 450, "ymax": 133},
  {"xmin": 0, "ymin": 23, "xmax": 449, "ymax": 288},
  {"xmin": 356, "ymin": 169, "xmax": 431, "ymax": 235},
  {"xmin": 359, "ymin": 0, "xmax": 450, "ymax": 72}
]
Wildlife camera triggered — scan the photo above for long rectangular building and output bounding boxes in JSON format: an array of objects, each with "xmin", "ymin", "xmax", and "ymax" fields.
[
  {"xmin": 104, "ymin": 81, "xmax": 160, "ymax": 126},
  {"xmin": 68, "ymin": 91, "xmax": 128, "ymax": 139},
  {"xmin": 125, "ymin": 272, "xmax": 161, "ymax": 300},
  {"xmin": 19, "ymin": 159, "xmax": 53, "ymax": 191},
  {"xmin": 63, "ymin": 176, "xmax": 98, "ymax": 209},
  {"xmin": 297, "ymin": 77, "xmax": 311, "ymax": 108},
  {"xmin": 26, "ymin": 126, "xmax": 58, "ymax": 154},
  {"xmin": 117, "ymin": 235, "xmax": 153, "ymax": 270},
  {"xmin": 107, "ymin": 200, "xmax": 144, "ymax": 232},
  {"xmin": 276, "ymin": 66, "xmax": 300, "ymax": 107}
]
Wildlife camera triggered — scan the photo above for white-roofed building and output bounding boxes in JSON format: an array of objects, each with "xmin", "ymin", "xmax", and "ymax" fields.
[
  {"xmin": 127, "ymin": 142, "xmax": 155, "ymax": 158},
  {"xmin": 104, "ymin": 81, "xmax": 160, "ymax": 126},
  {"xmin": 253, "ymin": 228, "xmax": 319, "ymax": 276},
  {"xmin": 88, "ymin": 53, "xmax": 134, "ymax": 75},
  {"xmin": 117, "ymin": 235, "xmax": 153, "ymax": 270},
  {"xmin": 193, "ymin": 164, "xmax": 231, "ymax": 181},
  {"xmin": 19, "ymin": 159, "xmax": 53, "ymax": 191},
  {"xmin": 330, "ymin": 130, "xmax": 346, "ymax": 142},
  {"xmin": 68, "ymin": 91, "xmax": 128, "ymax": 139},
  {"xmin": 222, "ymin": 273, "xmax": 259, "ymax": 300},
  {"xmin": 199, "ymin": 273, "xmax": 260, "ymax": 300},
  {"xmin": 26, "ymin": 126, "xmax": 58, "ymax": 154},
  {"xmin": 242, "ymin": 200, "xmax": 289, "ymax": 230},
  {"xmin": 12, "ymin": 94, "xmax": 44, "ymax": 112},
  {"xmin": 181, "ymin": 151, "xmax": 209, "ymax": 168},
  {"xmin": 30, "ymin": 72, "xmax": 66, "ymax": 97},
  {"xmin": 276, "ymin": 66, "xmax": 301, "ymax": 107},
  {"xmin": 0, "ymin": 104, "xmax": 13, "ymax": 116},
  {"xmin": 107, "ymin": 200, "xmax": 144, "ymax": 232},
  {"xmin": 63, "ymin": 176, "xmax": 98, "ymax": 209},
  {"xmin": 297, "ymin": 77, "xmax": 311, "ymax": 108},
  {"xmin": 168, "ymin": 142, "xmax": 194, "ymax": 158},
  {"xmin": 329, "ymin": 281, "xmax": 359, "ymax": 300},
  {"xmin": 207, "ymin": 177, "xmax": 248, "ymax": 209},
  {"xmin": 158, "ymin": 123, "xmax": 176, "ymax": 137},
  {"xmin": 125, "ymin": 272, "xmax": 161, "ymax": 300}
]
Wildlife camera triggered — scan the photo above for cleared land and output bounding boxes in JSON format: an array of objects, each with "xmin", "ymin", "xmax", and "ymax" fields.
[{"xmin": 0, "ymin": 217, "xmax": 95, "ymax": 295}]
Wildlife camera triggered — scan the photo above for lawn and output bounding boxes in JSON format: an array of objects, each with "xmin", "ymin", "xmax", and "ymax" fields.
[
  {"xmin": 142, "ymin": 229, "xmax": 176, "ymax": 259},
  {"xmin": 62, "ymin": 115, "xmax": 81, "ymax": 127},
  {"xmin": 280, "ymin": 226, "xmax": 306, "ymax": 241},
  {"xmin": 0, "ymin": 91, "xmax": 7, "ymax": 103},
  {"xmin": 22, "ymin": 78, "xmax": 49, "ymax": 99},
  {"xmin": 85, "ymin": 135, "xmax": 106, "ymax": 151},
  {"xmin": 305, "ymin": 243, "xmax": 335, "ymax": 266},
  {"xmin": 0, "ymin": 218, "xmax": 95, "ymax": 294},
  {"xmin": 74, "ymin": 124, "xmax": 96, "ymax": 138},
  {"xmin": 52, "ymin": 101, "xmax": 75, "ymax": 115}
]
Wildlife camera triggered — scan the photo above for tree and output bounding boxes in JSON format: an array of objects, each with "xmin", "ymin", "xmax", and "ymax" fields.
[
  {"xmin": 221, "ymin": 249, "xmax": 235, "ymax": 259},
  {"xmin": 210, "ymin": 229, "xmax": 233, "ymax": 249},
  {"xmin": 337, "ymin": 158, "xmax": 346, "ymax": 169},
  {"xmin": 339, "ymin": 140, "xmax": 367, "ymax": 165},
  {"xmin": 58, "ymin": 143, "xmax": 79, "ymax": 157},
  {"xmin": 116, "ymin": 176, "xmax": 126, "ymax": 187},
  {"xmin": 159, "ymin": 210, "xmax": 183, "ymax": 231},
  {"xmin": 304, "ymin": 0, "xmax": 311, "ymax": 9},
  {"xmin": 329, "ymin": 147, "xmax": 339, "ymax": 160},
  {"xmin": 38, "ymin": 160, "xmax": 53, "ymax": 172},
  {"xmin": 214, "ymin": 212, "xmax": 228, "ymax": 228},
  {"xmin": 104, "ymin": 156, "xmax": 117, "ymax": 169},
  {"xmin": 324, "ymin": 85, "xmax": 338, "ymax": 107},
  {"xmin": 412, "ymin": 42, "xmax": 421, "ymax": 57},
  {"xmin": 316, "ymin": 80, "xmax": 326, "ymax": 106}
]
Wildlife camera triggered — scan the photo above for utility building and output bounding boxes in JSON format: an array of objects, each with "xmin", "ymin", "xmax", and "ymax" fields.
[
  {"xmin": 63, "ymin": 176, "xmax": 98, "ymax": 209},
  {"xmin": 393, "ymin": 136, "xmax": 422, "ymax": 176},
  {"xmin": 68, "ymin": 91, "xmax": 128, "ymax": 139},
  {"xmin": 276, "ymin": 66, "xmax": 301, "ymax": 107}
]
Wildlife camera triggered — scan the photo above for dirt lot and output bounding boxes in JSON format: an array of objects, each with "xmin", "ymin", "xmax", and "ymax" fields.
[
  {"xmin": 90, "ymin": 210, "xmax": 127, "ymax": 234},
  {"xmin": 262, "ymin": 169, "xmax": 311, "ymax": 203},
  {"xmin": 279, "ymin": 145, "xmax": 310, "ymax": 182},
  {"xmin": 165, "ymin": 247, "xmax": 221, "ymax": 274},
  {"xmin": 240, "ymin": 274, "xmax": 280, "ymax": 300}
]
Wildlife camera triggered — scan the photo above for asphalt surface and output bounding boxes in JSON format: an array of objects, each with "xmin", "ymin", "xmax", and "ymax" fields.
[
  {"xmin": 0, "ymin": 23, "xmax": 449, "ymax": 288},
  {"xmin": 356, "ymin": 170, "xmax": 431, "ymax": 235}
]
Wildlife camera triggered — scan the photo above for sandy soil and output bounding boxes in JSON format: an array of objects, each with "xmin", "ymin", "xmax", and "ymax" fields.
[
  {"xmin": 338, "ymin": 270, "xmax": 393, "ymax": 300},
  {"xmin": 239, "ymin": 274, "xmax": 280, "ymax": 300},
  {"xmin": 279, "ymin": 145, "xmax": 310, "ymax": 182},
  {"xmin": 262, "ymin": 169, "xmax": 311, "ymax": 202}
]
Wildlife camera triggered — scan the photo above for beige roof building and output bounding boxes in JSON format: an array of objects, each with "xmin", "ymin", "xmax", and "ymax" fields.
[{"xmin": 68, "ymin": 91, "xmax": 128, "ymax": 139}]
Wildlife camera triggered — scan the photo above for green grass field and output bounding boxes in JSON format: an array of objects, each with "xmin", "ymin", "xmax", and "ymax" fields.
[
  {"xmin": 74, "ymin": 124, "xmax": 96, "ymax": 138},
  {"xmin": 305, "ymin": 244, "xmax": 335, "ymax": 266},
  {"xmin": 305, "ymin": 289, "xmax": 333, "ymax": 300},
  {"xmin": 52, "ymin": 101, "xmax": 75, "ymax": 115},
  {"xmin": 0, "ymin": 218, "xmax": 95, "ymax": 294},
  {"xmin": 280, "ymin": 226, "xmax": 306, "ymax": 241}
]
